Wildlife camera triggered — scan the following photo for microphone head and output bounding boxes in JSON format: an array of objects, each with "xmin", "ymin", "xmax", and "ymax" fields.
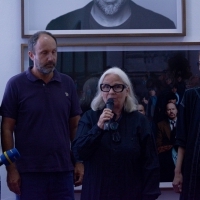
[
  {"xmin": 106, "ymin": 98, "xmax": 114, "ymax": 103},
  {"xmin": 106, "ymin": 98, "xmax": 114, "ymax": 110},
  {"xmin": 0, "ymin": 148, "xmax": 20, "ymax": 166}
]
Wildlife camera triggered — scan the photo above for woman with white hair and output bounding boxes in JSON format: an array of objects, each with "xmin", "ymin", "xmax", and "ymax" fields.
[{"xmin": 72, "ymin": 67, "xmax": 160, "ymax": 200}]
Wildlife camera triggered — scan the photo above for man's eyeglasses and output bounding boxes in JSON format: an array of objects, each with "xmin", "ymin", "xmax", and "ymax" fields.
[{"xmin": 100, "ymin": 84, "xmax": 126, "ymax": 93}]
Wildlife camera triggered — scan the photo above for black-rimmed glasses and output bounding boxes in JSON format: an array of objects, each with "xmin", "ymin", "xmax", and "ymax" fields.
[{"xmin": 100, "ymin": 84, "xmax": 126, "ymax": 93}]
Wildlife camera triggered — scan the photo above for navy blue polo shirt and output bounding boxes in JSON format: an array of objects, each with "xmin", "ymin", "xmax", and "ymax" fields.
[{"xmin": 1, "ymin": 67, "xmax": 82, "ymax": 173}]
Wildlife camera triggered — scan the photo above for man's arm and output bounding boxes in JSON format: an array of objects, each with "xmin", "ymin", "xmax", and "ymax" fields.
[
  {"xmin": 69, "ymin": 115, "xmax": 80, "ymax": 141},
  {"xmin": 172, "ymin": 147, "xmax": 185, "ymax": 193},
  {"xmin": 1, "ymin": 117, "xmax": 16, "ymax": 150},
  {"xmin": 1, "ymin": 117, "xmax": 21, "ymax": 195},
  {"xmin": 69, "ymin": 115, "xmax": 84, "ymax": 186}
]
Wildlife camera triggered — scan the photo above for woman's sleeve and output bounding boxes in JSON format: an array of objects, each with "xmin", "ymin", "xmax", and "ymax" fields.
[{"xmin": 72, "ymin": 111, "xmax": 104, "ymax": 161}]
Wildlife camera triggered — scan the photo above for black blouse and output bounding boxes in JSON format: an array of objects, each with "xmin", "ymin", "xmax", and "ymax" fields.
[{"xmin": 72, "ymin": 109, "xmax": 160, "ymax": 200}]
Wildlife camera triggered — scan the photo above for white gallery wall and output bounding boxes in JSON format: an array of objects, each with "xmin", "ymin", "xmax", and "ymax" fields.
[
  {"xmin": 1, "ymin": 0, "xmax": 200, "ymax": 101},
  {"xmin": 0, "ymin": 0, "xmax": 200, "ymax": 199}
]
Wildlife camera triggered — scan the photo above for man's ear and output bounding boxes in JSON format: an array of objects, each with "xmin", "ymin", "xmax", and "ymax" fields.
[{"xmin": 28, "ymin": 51, "xmax": 34, "ymax": 61}]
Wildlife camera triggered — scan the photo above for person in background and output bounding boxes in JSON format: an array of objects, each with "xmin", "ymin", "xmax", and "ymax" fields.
[
  {"xmin": 173, "ymin": 86, "xmax": 200, "ymax": 199},
  {"xmin": 166, "ymin": 92, "xmax": 178, "ymax": 104},
  {"xmin": 156, "ymin": 102, "xmax": 178, "ymax": 182},
  {"xmin": 138, "ymin": 101, "xmax": 158, "ymax": 139},
  {"xmin": 137, "ymin": 103, "xmax": 146, "ymax": 115},
  {"xmin": 142, "ymin": 87, "xmax": 157, "ymax": 138},
  {"xmin": 72, "ymin": 67, "xmax": 160, "ymax": 200},
  {"xmin": 154, "ymin": 75, "xmax": 174, "ymax": 124},
  {"xmin": 142, "ymin": 88, "xmax": 157, "ymax": 121},
  {"xmin": 0, "ymin": 31, "xmax": 83, "ymax": 200},
  {"xmin": 186, "ymin": 74, "xmax": 200, "ymax": 89},
  {"xmin": 80, "ymin": 77, "xmax": 99, "ymax": 115},
  {"xmin": 171, "ymin": 84, "xmax": 180, "ymax": 105},
  {"xmin": 46, "ymin": 0, "xmax": 175, "ymax": 30},
  {"xmin": 154, "ymin": 91, "xmax": 178, "ymax": 123}
]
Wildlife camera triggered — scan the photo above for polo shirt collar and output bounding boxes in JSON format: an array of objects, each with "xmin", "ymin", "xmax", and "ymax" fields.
[{"xmin": 26, "ymin": 66, "xmax": 61, "ymax": 83}]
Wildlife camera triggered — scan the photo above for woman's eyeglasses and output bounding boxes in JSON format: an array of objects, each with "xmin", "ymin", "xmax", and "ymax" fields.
[{"xmin": 100, "ymin": 84, "xmax": 126, "ymax": 93}]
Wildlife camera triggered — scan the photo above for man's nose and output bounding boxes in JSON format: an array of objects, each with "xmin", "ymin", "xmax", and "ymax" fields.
[{"xmin": 47, "ymin": 53, "xmax": 54, "ymax": 60}]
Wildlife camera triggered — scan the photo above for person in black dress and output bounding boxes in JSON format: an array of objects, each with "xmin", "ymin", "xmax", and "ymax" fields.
[{"xmin": 72, "ymin": 67, "xmax": 160, "ymax": 200}]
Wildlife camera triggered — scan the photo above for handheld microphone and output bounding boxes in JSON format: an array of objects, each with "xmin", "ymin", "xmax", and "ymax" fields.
[
  {"xmin": 0, "ymin": 148, "xmax": 20, "ymax": 166},
  {"xmin": 104, "ymin": 98, "xmax": 114, "ymax": 130}
]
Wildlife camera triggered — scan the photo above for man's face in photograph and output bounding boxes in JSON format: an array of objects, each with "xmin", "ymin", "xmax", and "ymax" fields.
[{"xmin": 94, "ymin": 0, "xmax": 129, "ymax": 15}]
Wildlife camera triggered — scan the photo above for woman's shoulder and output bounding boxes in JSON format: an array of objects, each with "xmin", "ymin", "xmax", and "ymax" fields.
[
  {"xmin": 81, "ymin": 109, "xmax": 102, "ymax": 120},
  {"xmin": 125, "ymin": 110, "xmax": 147, "ymax": 122},
  {"xmin": 126, "ymin": 110, "xmax": 143, "ymax": 117}
]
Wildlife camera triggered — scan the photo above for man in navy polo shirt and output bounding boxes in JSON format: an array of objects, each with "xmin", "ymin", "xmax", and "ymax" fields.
[{"xmin": 1, "ymin": 31, "xmax": 83, "ymax": 199}]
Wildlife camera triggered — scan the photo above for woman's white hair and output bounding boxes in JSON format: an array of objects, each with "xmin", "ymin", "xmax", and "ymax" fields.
[{"xmin": 91, "ymin": 67, "xmax": 138, "ymax": 112}]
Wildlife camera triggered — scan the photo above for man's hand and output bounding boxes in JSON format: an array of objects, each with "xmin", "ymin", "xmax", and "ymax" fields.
[
  {"xmin": 74, "ymin": 162, "xmax": 84, "ymax": 187},
  {"xmin": 6, "ymin": 164, "xmax": 21, "ymax": 195}
]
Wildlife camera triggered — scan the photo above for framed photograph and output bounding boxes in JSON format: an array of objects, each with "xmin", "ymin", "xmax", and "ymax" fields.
[
  {"xmin": 21, "ymin": 0, "xmax": 186, "ymax": 38},
  {"xmin": 21, "ymin": 42, "xmax": 200, "ymax": 188}
]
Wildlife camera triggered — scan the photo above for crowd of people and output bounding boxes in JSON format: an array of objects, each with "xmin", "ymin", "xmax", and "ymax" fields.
[
  {"xmin": 1, "ymin": 30, "xmax": 200, "ymax": 200},
  {"xmin": 133, "ymin": 64, "xmax": 198, "ymax": 184}
]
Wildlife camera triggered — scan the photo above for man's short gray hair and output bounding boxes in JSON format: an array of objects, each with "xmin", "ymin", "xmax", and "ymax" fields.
[{"xmin": 28, "ymin": 31, "xmax": 57, "ymax": 53}]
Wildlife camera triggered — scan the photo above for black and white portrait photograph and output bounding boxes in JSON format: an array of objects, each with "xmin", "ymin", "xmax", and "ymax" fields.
[{"xmin": 22, "ymin": 0, "xmax": 185, "ymax": 37}]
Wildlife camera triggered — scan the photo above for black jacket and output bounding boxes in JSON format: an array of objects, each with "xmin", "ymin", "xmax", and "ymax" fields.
[{"xmin": 72, "ymin": 109, "xmax": 160, "ymax": 200}]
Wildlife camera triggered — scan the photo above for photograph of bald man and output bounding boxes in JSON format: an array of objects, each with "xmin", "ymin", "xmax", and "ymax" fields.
[{"xmin": 46, "ymin": 0, "xmax": 176, "ymax": 30}]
